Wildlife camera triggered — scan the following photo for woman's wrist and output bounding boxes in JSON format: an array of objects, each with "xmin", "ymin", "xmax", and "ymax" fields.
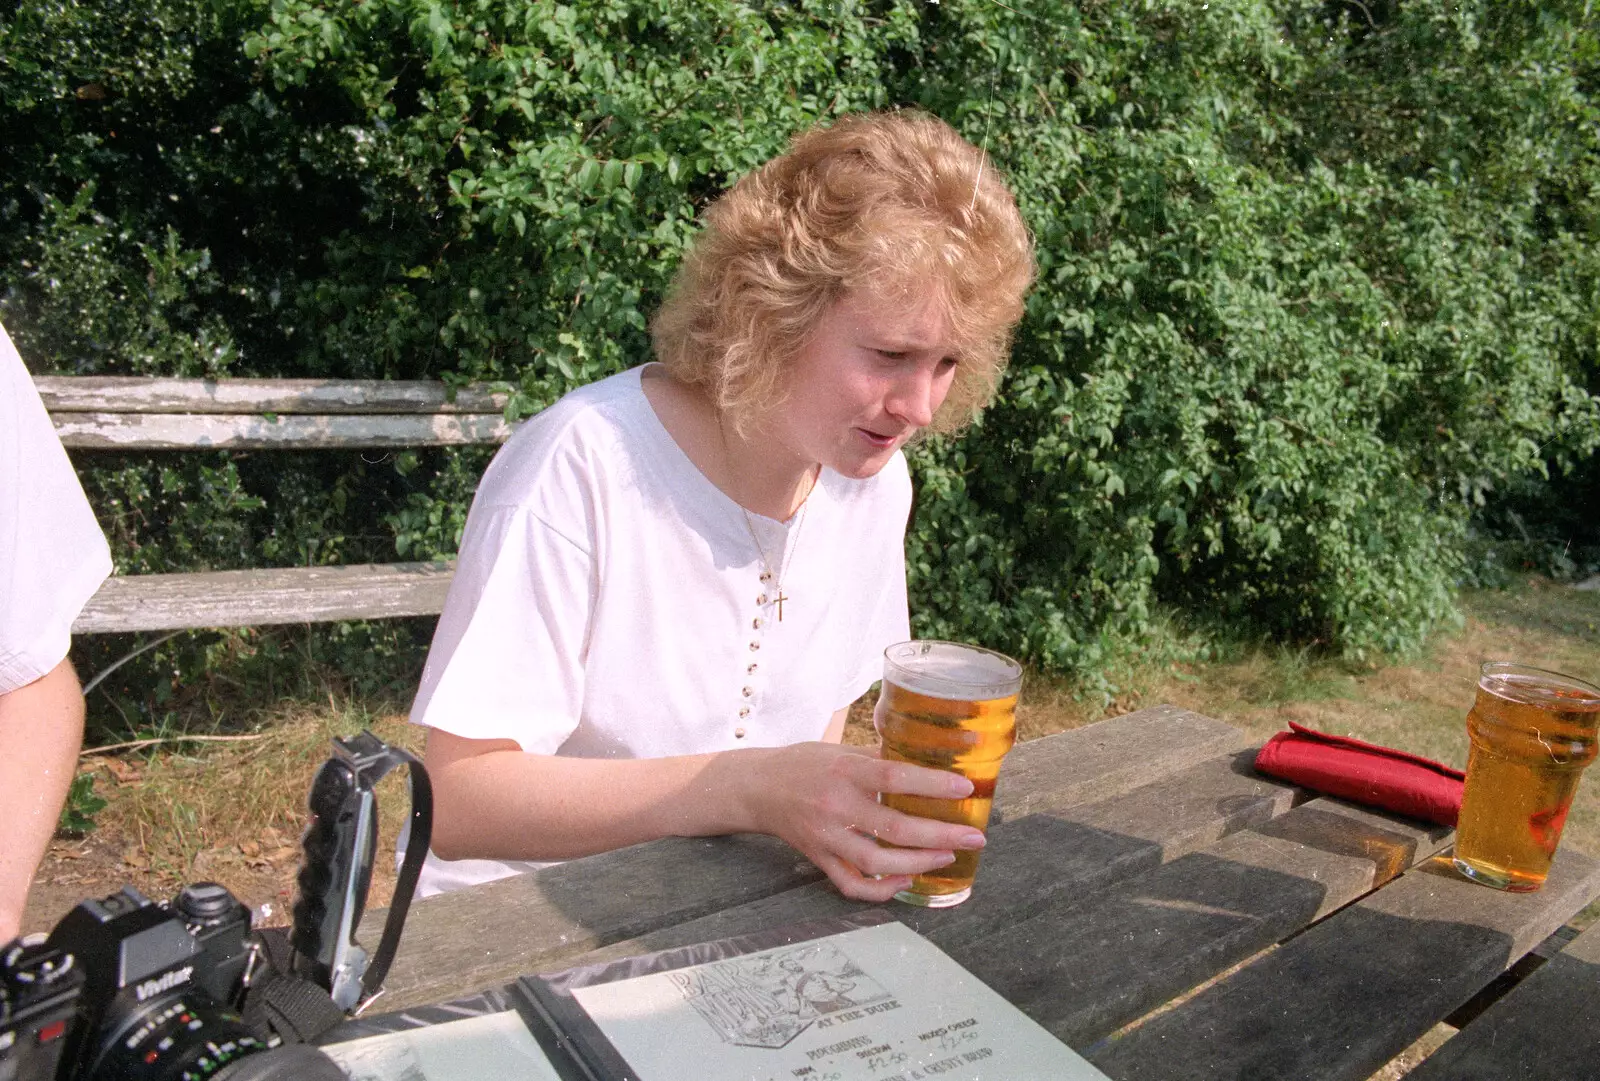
[{"xmin": 693, "ymin": 745, "xmax": 777, "ymax": 839}]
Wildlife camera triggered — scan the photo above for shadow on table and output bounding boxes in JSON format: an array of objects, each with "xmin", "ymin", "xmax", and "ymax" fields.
[
  {"xmin": 1085, "ymin": 885, "xmax": 1524, "ymax": 1081},
  {"xmin": 379, "ymin": 809, "xmax": 1232, "ymax": 1010}
]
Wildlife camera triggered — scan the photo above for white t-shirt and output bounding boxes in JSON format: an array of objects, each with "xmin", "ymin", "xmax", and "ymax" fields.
[
  {"xmin": 408, "ymin": 365, "xmax": 912, "ymax": 895},
  {"xmin": 0, "ymin": 323, "xmax": 112, "ymax": 693}
]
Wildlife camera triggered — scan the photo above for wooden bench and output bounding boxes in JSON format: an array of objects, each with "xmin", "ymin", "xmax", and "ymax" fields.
[{"xmin": 36, "ymin": 376, "xmax": 518, "ymax": 634}]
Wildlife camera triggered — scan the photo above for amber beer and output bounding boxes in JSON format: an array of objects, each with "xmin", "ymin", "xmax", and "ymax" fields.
[
  {"xmin": 1453, "ymin": 663, "xmax": 1600, "ymax": 892},
  {"xmin": 874, "ymin": 641, "xmax": 1022, "ymax": 907}
]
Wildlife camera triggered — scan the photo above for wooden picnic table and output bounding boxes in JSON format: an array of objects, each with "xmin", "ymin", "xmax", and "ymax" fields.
[{"xmin": 351, "ymin": 705, "xmax": 1600, "ymax": 1080}]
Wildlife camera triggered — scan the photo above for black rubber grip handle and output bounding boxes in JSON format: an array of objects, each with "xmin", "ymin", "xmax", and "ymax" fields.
[{"xmin": 289, "ymin": 758, "xmax": 364, "ymax": 983}]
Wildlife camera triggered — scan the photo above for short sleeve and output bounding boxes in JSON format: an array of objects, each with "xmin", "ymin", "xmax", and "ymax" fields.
[
  {"xmin": 836, "ymin": 547, "xmax": 910, "ymax": 710},
  {"xmin": 409, "ymin": 505, "xmax": 594, "ymax": 754},
  {"xmin": 0, "ymin": 325, "xmax": 112, "ymax": 693},
  {"xmin": 834, "ymin": 460, "xmax": 912, "ymax": 709}
]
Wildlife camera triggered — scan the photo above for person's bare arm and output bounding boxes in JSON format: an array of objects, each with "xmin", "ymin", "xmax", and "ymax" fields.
[
  {"xmin": 425, "ymin": 727, "xmax": 983, "ymax": 903},
  {"xmin": 0, "ymin": 658, "xmax": 86, "ymax": 940}
]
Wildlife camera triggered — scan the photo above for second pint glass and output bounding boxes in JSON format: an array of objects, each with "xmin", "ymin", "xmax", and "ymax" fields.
[
  {"xmin": 873, "ymin": 640, "xmax": 1022, "ymax": 907},
  {"xmin": 1453, "ymin": 662, "xmax": 1600, "ymax": 891}
]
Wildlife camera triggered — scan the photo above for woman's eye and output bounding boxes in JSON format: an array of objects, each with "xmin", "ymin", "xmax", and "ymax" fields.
[{"xmin": 876, "ymin": 349, "xmax": 906, "ymax": 360}]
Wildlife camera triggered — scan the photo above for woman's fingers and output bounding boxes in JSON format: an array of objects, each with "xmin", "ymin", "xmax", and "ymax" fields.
[
  {"xmin": 744, "ymin": 742, "xmax": 990, "ymax": 902},
  {"xmin": 807, "ymin": 848, "xmax": 916, "ymax": 903},
  {"xmin": 849, "ymin": 754, "xmax": 975, "ymax": 800},
  {"xmin": 801, "ymin": 813, "xmax": 979, "ymax": 882},
  {"xmin": 814, "ymin": 751, "xmax": 986, "ymax": 868},
  {"xmin": 855, "ymin": 802, "xmax": 987, "ymax": 854}
]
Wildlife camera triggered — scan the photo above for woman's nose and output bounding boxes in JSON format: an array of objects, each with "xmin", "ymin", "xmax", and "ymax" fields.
[{"xmin": 886, "ymin": 365, "xmax": 940, "ymax": 428}]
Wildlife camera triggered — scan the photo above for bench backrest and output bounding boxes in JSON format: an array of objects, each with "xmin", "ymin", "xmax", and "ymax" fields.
[
  {"xmin": 37, "ymin": 376, "xmax": 516, "ymax": 450},
  {"xmin": 39, "ymin": 375, "xmax": 520, "ymax": 634}
]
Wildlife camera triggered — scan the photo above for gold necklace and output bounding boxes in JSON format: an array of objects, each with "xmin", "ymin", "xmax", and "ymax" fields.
[
  {"xmin": 713, "ymin": 406, "xmax": 818, "ymax": 623},
  {"xmin": 739, "ymin": 469, "xmax": 816, "ymax": 623}
]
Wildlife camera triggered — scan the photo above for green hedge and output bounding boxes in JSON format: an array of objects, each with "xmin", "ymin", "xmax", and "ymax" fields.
[{"xmin": 2, "ymin": 0, "xmax": 1596, "ymax": 719}]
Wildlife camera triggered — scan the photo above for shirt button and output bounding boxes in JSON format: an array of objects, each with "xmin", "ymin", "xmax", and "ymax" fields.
[
  {"xmin": 742, "ymin": 686, "xmax": 753, "ymax": 697},
  {"xmin": 749, "ymin": 641, "xmax": 760, "ymax": 652},
  {"xmin": 757, "ymin": 594, "xmax": 768, "ymax": 605},
  {"xmin": 752, "ymin": 618, "xmax": 763, "ymax": 630},
  {"xmin": 747, "ymin": 663, "xmax": 758, "ymax": 674},
  {"xmin": 735, "ymin": 727, "xmax": 747, "ymax": 739},
  {"xmin": 739, "ymin": 706, "xmax": 751, "ymax": 718}
]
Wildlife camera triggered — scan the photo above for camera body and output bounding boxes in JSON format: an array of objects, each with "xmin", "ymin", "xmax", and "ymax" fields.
[
  {"xmin": 0, "ymin": 938, "xmax": 82, "ymax": 1081},
  {"xmin": 0, "ymin": 731, "xmax": 432, "ymax": 1081},
  {"xmin": 42, "ymin": 884, "xmax": 280, "ymax": 1081}
]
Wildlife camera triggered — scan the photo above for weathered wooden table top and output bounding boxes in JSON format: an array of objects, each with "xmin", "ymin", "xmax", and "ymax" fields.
[{"xmin": 357, "ymin": 704, "xmax": 1600, "ymax": 1080}]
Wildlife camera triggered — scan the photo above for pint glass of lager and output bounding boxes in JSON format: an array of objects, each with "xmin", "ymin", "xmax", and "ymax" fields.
[
  {"xmin": 1453, "ymin": 662, "xmax": 1600, "ymax": 892},
  {"xmin": 873, "ymin": 640, "xmax": 1022, "ymax": 907}
]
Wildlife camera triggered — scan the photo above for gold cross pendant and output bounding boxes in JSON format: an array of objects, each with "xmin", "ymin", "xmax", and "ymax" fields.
[{"xmin": 775, "ymin": 589, "xmax": 788, "ymax": 622}]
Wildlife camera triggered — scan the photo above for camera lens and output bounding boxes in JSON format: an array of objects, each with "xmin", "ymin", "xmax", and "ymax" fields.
[
  {"xmin": 93, "ymin": 996, "xmax": 341, "ymax": 1080},
  {"xmin": 90, "ymin": 988, "xmax": 275, "ymax": 1080}
]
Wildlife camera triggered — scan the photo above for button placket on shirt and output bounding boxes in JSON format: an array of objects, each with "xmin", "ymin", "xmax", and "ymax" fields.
[{"xmin": 736, "ymin": 568, "xmax": 774, "ymax": 740}]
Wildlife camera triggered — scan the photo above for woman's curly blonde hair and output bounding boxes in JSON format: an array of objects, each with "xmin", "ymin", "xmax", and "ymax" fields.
[{"xmin": 651, "ymin": 110, "xmax": 1035, "ymax": 435}]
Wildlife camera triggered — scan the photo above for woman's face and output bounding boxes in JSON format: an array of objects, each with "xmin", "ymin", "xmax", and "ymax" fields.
[{"xmin": 766, "ymin": 285, "xmax": 958, "ymax": 481}]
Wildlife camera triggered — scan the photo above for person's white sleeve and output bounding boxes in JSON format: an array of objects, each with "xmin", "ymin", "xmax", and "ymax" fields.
[
  {"xmin": 836, "ymin": 465, "xmax": 913, "ymax": 710},
  {"xmin": 409, "ymin": 505, "xmax": 593, "ymax": 754},
  {"xmin": 0, "ymin": 324, "xmax": 112, "ymax": 693},
  {"xmin": 837, "ymin": 548, "xmax": 911, "ymax": 710}
]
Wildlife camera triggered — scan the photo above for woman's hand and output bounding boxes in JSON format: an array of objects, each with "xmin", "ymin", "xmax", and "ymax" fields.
[{"xmin": 733, "ymin": 742, "xmax": 987, "ymax": 903}]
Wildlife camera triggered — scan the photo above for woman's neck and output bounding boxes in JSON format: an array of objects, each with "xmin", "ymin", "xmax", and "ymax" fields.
[
  {"xmin": 716, "ymin": 413, "xmax": 819, "ymax": 522},
  {"xmin": 640, "ymin": 367, "xmax": 818, "ymax": 521}
]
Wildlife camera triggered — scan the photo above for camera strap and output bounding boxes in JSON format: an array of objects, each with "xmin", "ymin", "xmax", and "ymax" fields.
[
  {"xmin": 244, "ymin": 927, "xmax": 347, "ymax": 1043},
  {"xmin": 360, "ymin": 746, "xmax": 432, "ymax": 1001}
]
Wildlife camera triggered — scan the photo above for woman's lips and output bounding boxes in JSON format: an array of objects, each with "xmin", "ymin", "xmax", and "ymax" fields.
[{"xmin": 857, "ymin": 428, "xmax": 898, "ymax": 449}]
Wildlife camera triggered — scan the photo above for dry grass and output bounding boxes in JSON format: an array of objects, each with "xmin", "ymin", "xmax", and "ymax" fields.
[
  {"xmin": 25, "ymin": 702, "xmax": 421, "ymax": 934},
  {"xmin": 102, "ymin": 706, "xmax": 421, "ymax": 885}
]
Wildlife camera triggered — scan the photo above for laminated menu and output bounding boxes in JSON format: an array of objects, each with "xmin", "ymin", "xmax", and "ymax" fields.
[
  {"xmin": 323, "ymin": 1009, "xmax": 565, "ymax": 1081},
  {"xmin": 513, "ymin": 909, "xmax": 1110, "ymax": 1081}
]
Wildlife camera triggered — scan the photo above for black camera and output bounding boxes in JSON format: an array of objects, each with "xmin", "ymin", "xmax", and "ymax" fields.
[
  {"xmin": 0, "ymin": 937, "xmax": 82, "ymax": 1081},
  {"xmin": 0, "ymin": 731, "xmax": 431, "ymax": 1081}
]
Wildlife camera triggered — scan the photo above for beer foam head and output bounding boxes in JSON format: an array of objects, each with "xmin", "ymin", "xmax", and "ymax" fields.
[
  {"xmin": 1480, "ymin": 662, "xmax": 1600, "ymax": 711},
  {"xmin": 883, "ymin": 641, "xmax": 1022, "ymax": 700}
]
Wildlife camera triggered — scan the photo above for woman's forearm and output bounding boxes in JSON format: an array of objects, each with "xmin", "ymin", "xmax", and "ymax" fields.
[
  {"xmin": 425, "ymin": 739, "xmax": 762, "ymax": 861},
  {"xmin": 423, "ymin": 725, "xmax": 986, "ymax": 902}
]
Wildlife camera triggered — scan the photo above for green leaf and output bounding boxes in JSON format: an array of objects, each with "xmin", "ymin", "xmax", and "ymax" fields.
[{"xmin": 58, "ymin": 773, "xmax": 107, "ymax": 835}]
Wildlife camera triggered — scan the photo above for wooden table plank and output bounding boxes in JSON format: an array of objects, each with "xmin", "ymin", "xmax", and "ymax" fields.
[
  {"xmin": 369, "ymin": 833, "xmax": 819, "ymax": 1014},
  {"xmin": 992, "ymin": 704, "xmax": 1251, "ymax": 822},
  {"xmin": 961, "ymin": 798, "xmax": 1452, "ymax": 1047},
  {"xmin": 369, "ymin": 709, "xmax": 1253, "ymax": 1010},
  {"xmin": 512, "ymin": 752, "xmax": 1295, "ymax": 976},
  {"xmin": 72, "ymin": 562, "xmax": 456, "ymax": 633},
  {"xmin": 1089, "ymin": 848, "xmax": 1600, "ymax": 1081},
  {"xmin": 1404, "ymin": 920, "xmax": 1600, "ymax": 1081}
]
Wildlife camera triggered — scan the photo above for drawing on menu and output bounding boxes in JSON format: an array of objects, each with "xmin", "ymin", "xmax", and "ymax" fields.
[
  {"xmin": 666, "ymin": 943, "xmax": 892, "ymax": 1049},
  {"xmin": 326, "ymin": 1032, "xmax": 431, "ymax": 1081}
]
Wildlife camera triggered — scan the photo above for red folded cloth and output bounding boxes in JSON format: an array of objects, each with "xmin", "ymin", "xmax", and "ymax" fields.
[{"xmin": 1253, "ymin": 721, "xmax": 1465, "ymax": 826}]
